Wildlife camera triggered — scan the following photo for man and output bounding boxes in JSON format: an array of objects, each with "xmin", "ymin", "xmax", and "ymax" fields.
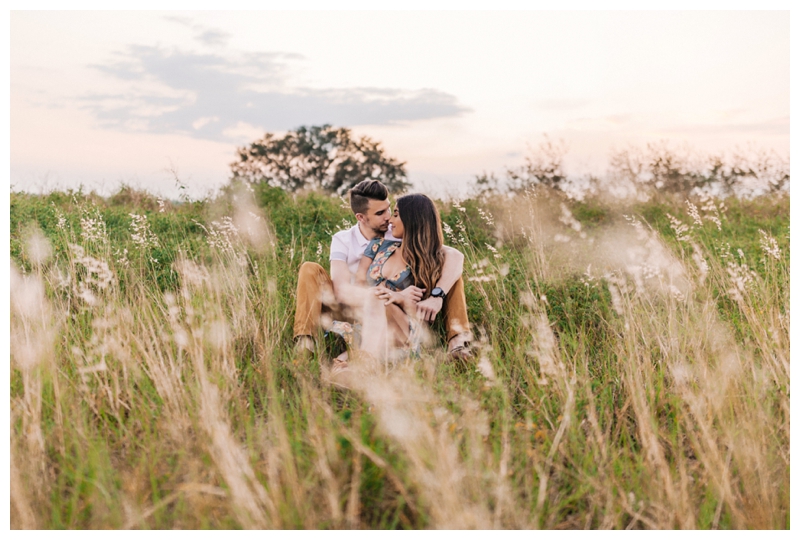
[{"xmin": 293, "ymin": 179, "xmax": 472, "ymax": 359}]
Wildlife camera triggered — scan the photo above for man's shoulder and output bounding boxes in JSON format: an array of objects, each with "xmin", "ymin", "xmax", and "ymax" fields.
[{"xmin": 331, "ymin": 224, "xmax": 359, "ymax": 242}]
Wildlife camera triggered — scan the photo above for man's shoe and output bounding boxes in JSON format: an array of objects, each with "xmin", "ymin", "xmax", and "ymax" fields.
[
  {"xmin": 448, "ymin": 343, "xmax": 473, "ymax": 362},
  {"xmin": 447, "ymin": 333, "xmax": 473, "ymax": 361},
  {"xmin": 293, "ymin": 335, "xmax": 315, "ymax": 359}
]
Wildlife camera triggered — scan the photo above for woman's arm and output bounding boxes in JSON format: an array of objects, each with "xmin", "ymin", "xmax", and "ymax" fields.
[{"xmin": 415, "ymin": 245, "xmax": 463, "ymax": 323}]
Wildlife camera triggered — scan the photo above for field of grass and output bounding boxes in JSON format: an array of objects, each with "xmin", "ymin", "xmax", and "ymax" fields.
[{"xmin": 9, "ymin": 182, "xmax": 789, "ymax": 529}]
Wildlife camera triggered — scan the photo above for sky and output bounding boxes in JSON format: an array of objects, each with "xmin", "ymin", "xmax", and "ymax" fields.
[{"xmin": 9, "ymin": 9, "xmax": 790, "ymax": 199}]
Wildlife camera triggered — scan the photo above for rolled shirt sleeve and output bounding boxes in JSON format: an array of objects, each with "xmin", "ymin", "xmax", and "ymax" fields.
[{"xmin": 330, "ymin": 234, "xmax": 348, "ymax": 262}]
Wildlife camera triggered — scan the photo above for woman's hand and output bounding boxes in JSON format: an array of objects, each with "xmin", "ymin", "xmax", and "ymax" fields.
[{"xmin": 374, "ymin": 285, "xmax": 424, "ymax": 311}]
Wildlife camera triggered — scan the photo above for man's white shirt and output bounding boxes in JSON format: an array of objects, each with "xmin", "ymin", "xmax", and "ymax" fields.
[{"xmin": 330, "ymin": 224, "xmax": 399, "ymax": 279}]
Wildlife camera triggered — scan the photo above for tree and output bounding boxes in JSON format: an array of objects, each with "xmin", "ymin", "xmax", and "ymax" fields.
[
  {"xmin": 229, "ymin": 125, "xmax": 410, "ymax": 195},
  {"xmin": 506, "ymin": 135, "xmax": 569, "ymax": 192}
]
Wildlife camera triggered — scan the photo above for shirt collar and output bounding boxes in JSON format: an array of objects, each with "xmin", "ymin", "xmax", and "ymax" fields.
[{"xmin": 354, "ymin": 223, "xmax": 370, "ymax": 247}]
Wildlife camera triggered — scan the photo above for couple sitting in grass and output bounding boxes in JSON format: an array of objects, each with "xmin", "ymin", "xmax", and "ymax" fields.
[{"xmin": 293, "ymin": 179, "xmax": 472, "ymax": 373}]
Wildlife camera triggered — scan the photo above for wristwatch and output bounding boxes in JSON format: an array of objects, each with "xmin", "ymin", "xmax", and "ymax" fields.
[{"xmin": 431, "ymin": 287, "xmax": 447, "ymax": 300}]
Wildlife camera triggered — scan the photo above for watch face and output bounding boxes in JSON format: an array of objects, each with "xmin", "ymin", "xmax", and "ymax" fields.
[{"xmin": 432, "ymin": 287, "xmax": 444, "ymax": 298}]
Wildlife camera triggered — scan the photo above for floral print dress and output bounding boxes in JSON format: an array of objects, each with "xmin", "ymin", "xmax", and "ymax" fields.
[
  {"xmin": 326, "ymin": 237, "xmax": 422, "ymax": 359},
  {"xmin": 364, "ymin": 238, "xmax": 413, "ymax": 291}
]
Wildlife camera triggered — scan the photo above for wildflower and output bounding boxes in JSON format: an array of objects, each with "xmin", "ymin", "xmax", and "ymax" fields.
[
  {"xmin": 53, "ymin": 205, "xmax": 67, "ymax": 231},
  {"xmin": 623, "ymin": 214, "xmax": 648, "ymax": 241},
  {"xmin": 115, "ymin": 248, "xmax": 129, "ymax": 268},
  {"xmin": 758, "ymin": 229, "xmax": 781, "ymax": 260},
  {"xmin": 477, "ymin": 207, "xmax": 495, "ymax": 226},
  {"xmin": 130, "ymin": 213, "xmax": 159, "ymax": 249},
  {"xmin": 80, "ymin": 208, "xmax": 108, "ymax": 244},
  {"xmin": 686, "ymin": 200, "xmax": 702, "ymax": 227},
  {"xmin": 70, "ymin": 244, "xmax": 114, "ymax": 290},
  {"xmin": 666, "ymin": 213, "xmax": 691, "ymax": 242},
  {"xmin": 668, "ymin": 285, "xmax": 685, "ymax": 302},
  {"xmin": 726, "ymin": 260, "xmax": 757, "ymax": 302},
  {"xmin": 205, "ymin": 217, "xmax": 240, "ymax": 253},
  {"xmin": 443, "ymin": 222, "xmax": 456, "ymax": 244},
  {"xmin": 157, "ymin": 197, "xmax": 166, "ymax": 213},
  {"xmin": 485, "ymin": 243, "xmax": 501, "ymax": 259}
]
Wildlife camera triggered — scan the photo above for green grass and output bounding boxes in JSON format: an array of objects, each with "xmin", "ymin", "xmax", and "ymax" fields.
[{"xmin": 9, "ymin": 182, "xmax": 789, "ymax": 529}]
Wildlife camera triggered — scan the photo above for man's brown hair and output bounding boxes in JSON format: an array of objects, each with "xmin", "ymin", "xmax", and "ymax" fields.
[{"xmin": 349, "ymin": 180, "xmax": 389, "ymax": 215}]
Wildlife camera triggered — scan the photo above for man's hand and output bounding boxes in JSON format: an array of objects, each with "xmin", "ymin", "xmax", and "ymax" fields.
[
  {"xmin": 416, "ymin": 296, "xmax": 443, "ymax": 323},
  {"xmin": 375, "ymin": 285, "xmax": 424, "ymax": 311}
]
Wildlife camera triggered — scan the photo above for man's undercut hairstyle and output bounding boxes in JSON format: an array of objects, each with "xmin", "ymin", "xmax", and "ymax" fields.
[{"xmin": 349, "ymin": 180, "xmax": 389, "ymax": 215}]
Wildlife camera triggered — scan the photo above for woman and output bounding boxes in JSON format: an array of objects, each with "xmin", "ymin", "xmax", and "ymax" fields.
[{"xmin": 327, "ymin": 193, "xmax": 445, "ymax": 367}]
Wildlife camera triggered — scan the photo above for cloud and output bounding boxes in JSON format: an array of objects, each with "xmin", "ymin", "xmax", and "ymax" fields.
[
  {"xmin": 195, "ymin": 29, "xmax": 231, "ymax": 47},
  {"xmin": 83, "ymin": 45, "xmax": 469, "ymax": 142},
  {"xmin": 163, "ymin": 16, "xmax": 232, "ymax": 47}
]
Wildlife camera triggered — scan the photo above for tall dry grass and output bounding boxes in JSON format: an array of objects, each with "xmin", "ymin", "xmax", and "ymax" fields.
[{"xmin": 9, "ymin": 185, "xmax": 789, "ymax": 529}]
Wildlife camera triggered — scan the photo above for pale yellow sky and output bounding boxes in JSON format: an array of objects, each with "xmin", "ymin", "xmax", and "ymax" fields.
[{"xmin": 10, "ymin": 10, "xmax": 789, "ymax": 198}]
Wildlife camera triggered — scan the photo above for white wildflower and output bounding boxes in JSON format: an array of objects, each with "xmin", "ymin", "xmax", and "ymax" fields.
[
  {"xmin": 686, "ymin": 200, "xmax": 702, "ymax": 227},
  {"xmin": 80, "ymin": 209, "xmax": 108, "ymax": 244},
  {"xmin": 726, "ymin": 260, "xmax": 757, "ymax": 302},
  {"xmin": 443, "ymin": 221, "xmax": 457, "ymax": 244},
  {"xmin": 668, "ymin": 285, "xmax": 685, "ymax": 302},
  {"xmin": 115, "ymin": 248, "xmax": 129, "ymax": 268},
  {"xmin": 130, "ymin": 213, "xmax": 159, "ymax": 249},
  {"xmin": 205, "ymin": 217, "xmax": 240, "ymax": 253},
  {"xmin": 666, "ymin": 213, "xmax": 691, "ymax": 242},
  {"xmin": 759, "ymin": 229, "xmax": 781, "ymax": 260},
  {"xmin": 70, "ymin": 244, "xmax": 114, "ymax": 292},
  {"xmin": 53, "ymin": 206, "xmax": 67, "ymax": 231}
]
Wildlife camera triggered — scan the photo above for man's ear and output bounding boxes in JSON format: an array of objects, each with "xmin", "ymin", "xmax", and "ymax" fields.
[{"xmin": 354, "ymin": 212, "xmax": 365, "ymax": 224}]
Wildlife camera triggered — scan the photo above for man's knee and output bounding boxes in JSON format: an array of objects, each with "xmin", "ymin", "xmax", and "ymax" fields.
[{"xmin": 299, "ymin": 261, "xmax": 326, "ymax": 282}]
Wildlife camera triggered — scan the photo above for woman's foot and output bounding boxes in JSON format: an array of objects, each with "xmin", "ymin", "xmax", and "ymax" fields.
[
  {"xmin": 331, "ymin": 351, "xmax": 349, "ymax": 373},
  {"xmin": 327, "ymin": 352, "xmax": 353, "ymax": 389}
]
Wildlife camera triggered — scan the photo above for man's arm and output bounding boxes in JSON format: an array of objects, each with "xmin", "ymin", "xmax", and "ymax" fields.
[
  {"xmin": 416, "ymin": 245, "xmax": 464, "ymax": 323},
  {"xmin": 355, "ymin": 256, "xmax": 371, "ymax": 286},
  {"xmin": 330, "ymin": 260, "xmax": 364, "ymax": 308}
]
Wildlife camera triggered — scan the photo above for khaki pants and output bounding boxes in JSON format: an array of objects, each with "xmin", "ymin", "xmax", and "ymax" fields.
[{"xmin": 293, "ymin": 261, "xmax": 471, "ymax": 343}]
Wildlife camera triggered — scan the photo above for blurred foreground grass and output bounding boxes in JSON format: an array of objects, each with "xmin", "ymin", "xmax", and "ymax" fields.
[{"xmin": 10, "ymin": 183, "xmax": 789, "ymax": 529}]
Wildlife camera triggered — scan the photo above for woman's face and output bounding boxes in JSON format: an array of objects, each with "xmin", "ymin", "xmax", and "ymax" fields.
[{"xmin": 389, "ymin": 205, "xmax": 405, "ymax": 239}]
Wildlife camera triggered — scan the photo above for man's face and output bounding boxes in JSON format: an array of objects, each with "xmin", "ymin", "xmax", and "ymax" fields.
[{"xmin": 356, "ymin": 198, "xmax": 391, "ymax": 236}]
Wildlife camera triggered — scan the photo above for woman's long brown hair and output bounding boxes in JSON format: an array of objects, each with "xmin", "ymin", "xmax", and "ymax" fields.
[{"xmin": 396, "ymin": 194, "xmax": 445, "ymax": 299}]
